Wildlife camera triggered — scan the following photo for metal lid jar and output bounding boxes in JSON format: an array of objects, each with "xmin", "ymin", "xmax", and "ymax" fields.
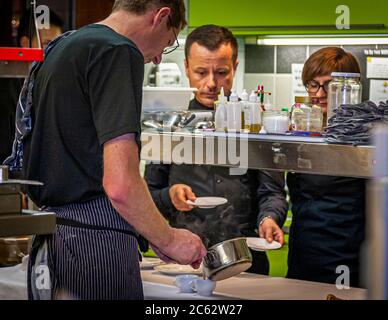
[{"xmin": 327, "ymin": 72, "xmax": 362, "ymax": 124}]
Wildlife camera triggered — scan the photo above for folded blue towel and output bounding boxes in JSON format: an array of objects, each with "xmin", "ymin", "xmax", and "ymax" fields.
[{"xmin": 324, "ymin": 100, "xmax": 388, "ymax": 146}]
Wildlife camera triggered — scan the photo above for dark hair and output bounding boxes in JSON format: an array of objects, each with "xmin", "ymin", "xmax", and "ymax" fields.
[
  {"xmin": 18, "ymin": 9, "xmax": 64, "ymax": 44},
  {"xmin": 112, "ymin": 0, "xmax": 186, "ymax": 29},
  {"xmin": 185, "ymin": 25, "xmax": 238, "ymax": 63},
  {"xmin": 302, "ymin": 47, "xmax": 360, "ymax": 85}
]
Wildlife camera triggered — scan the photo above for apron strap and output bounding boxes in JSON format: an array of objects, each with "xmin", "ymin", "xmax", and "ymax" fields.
[{"xmin": 56, "ymin": 217, "xmax": 149, "ymax": 253}]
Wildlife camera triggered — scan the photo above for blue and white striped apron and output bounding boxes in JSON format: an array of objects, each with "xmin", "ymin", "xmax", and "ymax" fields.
[{"xmin": 28, "ymin": 196, "xmax": 144, "ymax": 300}]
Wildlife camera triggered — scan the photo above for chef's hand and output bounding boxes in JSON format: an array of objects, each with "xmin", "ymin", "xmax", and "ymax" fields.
[
  {"xmin": 153, "ymin": 228, "xmax": 207, "ymax": 269},
  {"xmin": 169, "ymin": 184, "xmax": 197, "ymax": 211},
  {"xmin": 150, "ymin": 244, "xmax": 176, "ymax": 264},
  {"xmin": 258, "ymin": 217, "xmax": 284, "ymax": 246}
]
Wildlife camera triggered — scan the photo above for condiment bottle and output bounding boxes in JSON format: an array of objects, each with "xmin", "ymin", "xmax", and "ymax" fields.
[
  {"xmin": 240, "ymin": 89, "xmax": 249, "ymax": 132},
  {"xmin": 248, "ymin": 90, "xmax": 261, "ymax": 133},
  {"xmin": 215, "ymin": 87, "xmax": 227, "ymax": 132},
  {"xmin": 227, "ymin": 90, "xmax": 240, "ymax": 132}
]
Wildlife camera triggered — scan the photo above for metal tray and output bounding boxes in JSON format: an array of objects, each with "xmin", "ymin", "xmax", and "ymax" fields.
[{"xmin": 0, "ymin": 210, "xmax": 56, "ymax": 237}]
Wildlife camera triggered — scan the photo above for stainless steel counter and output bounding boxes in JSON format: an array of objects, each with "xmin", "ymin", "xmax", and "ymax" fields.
[{"xmin": 141, "ymin": 130, "xmax": 375, "ymax": 178}]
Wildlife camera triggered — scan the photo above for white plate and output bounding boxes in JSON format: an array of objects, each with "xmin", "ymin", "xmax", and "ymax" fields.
[
  {"xmin": 187, "ymin": 197, "xmax": 228, "ymax": 209},
  {"xmin": 140, "ymin": 257, "xmax": 164, "ymax": 269},
  {"xmin": 154, "ymin": 264, "xmax": 203, "ymax": 276},
  {"xmin": 245, "ymin": 238, "xmax": 282, "ymax": 251}
]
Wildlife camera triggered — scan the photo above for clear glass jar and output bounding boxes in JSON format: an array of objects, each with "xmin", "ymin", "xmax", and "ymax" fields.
[
  {"xmin": 290, "ymin": 96, "xmax": 323, "ymax": 133},
  {"xmin": 327, "ymin": 72, "xmax": 362, "ymax": 124},
  {"xmin": 262, "ymin": 110, "xmax": 289, "ymax": 134},
  {"xmin": 291, "ymin": 96, "xmax": 311, "ymax": 131}
]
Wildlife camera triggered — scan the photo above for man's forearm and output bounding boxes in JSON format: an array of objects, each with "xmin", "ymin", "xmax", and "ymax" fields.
[
  {"xmin": 103, "ymin": 134, "xmax": 173, "ymax": 249},
  {"xmin": 107, "ymin": 175, "xmax": 173, "ymax": 249}
]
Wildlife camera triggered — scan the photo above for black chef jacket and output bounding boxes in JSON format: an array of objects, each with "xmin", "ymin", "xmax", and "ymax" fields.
[
  {"xmin": 144, "ymin": 98, "xmax": 288, "ymax": 274},
  {"xmin": 287, "ymin": 173, "xmax": 366, "ymax": 287},
  {"xmin": 0, "ymin": 78, "xmax": 23, "ymax": 163}
]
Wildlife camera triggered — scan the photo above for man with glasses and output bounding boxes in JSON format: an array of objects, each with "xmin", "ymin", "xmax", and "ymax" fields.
[
  {"xmin": 145, "ymin": 25, "xmax": 288, "ymax": 275},
  {"xmin": 22, "ymin": 0, "xmax": 206, "ymax": 300},
  {"xmin": 163, "ymin": 16, "xmax": 180, "ymax": 54},
  {"xmin": 286, "ymin": 47, "xmax": 366, "ymax": 287}
]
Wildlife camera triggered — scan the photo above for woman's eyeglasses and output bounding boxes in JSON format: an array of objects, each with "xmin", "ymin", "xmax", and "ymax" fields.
[
  {"xmin": 163, "ymin": 16, "xmax": 179, "ymax": 55},
  {"xmin": 305, "ymin": 80, "xmax": 331, "ymax": 94}
]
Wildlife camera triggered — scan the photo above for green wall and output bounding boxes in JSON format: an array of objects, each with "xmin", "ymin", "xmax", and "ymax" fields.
[{"xmin": 189, "ymin": 0, "xmax": 388, "ymax": 35}]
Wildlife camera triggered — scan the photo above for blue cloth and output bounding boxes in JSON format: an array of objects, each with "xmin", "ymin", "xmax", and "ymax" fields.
[
  {"xmin": 3, "ymin": 31, "xmax": 76, "ymax": 171},
  {"xmin": 324, "ymin": 100, "xmax": 388, "ymax": 146}
]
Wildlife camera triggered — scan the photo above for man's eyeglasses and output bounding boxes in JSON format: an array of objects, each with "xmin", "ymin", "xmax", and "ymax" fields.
[
  {"xmin": 163, "ymin": 16, "xmax": 179, "ymax": 55},
  {"xmin": 305, "ymin": 80, "xmax": 331, "ymax": 94}
]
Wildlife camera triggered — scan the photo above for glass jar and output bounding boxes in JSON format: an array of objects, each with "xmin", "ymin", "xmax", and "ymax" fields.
[
  {"xmin": 327, "ymin": 72, "xmax": 362, "ymax": 124},
  {"xmin": 290, "ymin": 96, "xmax": 323, "ymax": 133},
  {"xmin": 291, "ymin": 96, "xmax": 311, "ymax": 132},
  {"xmin": 262, "ymin": 110, "xmax": 289, "ymax": 134}
]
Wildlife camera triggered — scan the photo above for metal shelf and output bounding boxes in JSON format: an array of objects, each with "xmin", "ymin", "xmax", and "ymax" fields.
[
  {"xmin": 141, "ymin": 131, "xmax": 375, "ymax": 178},
  {"xmin": 0, "ymin": 210, "xmax": 56, "ymax": 237}
]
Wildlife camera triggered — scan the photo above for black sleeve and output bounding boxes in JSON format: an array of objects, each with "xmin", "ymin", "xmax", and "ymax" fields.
[
  {"xmin": 144, "ymin": 163, "xmax": 178, "ymax": 220},
  {"xmin": 257, "ymin": 170, "xmax": 288, "ymax": 228},
  {"xmin": 87, "ymin": 45, "xmax": 142, "ymax": 145}
]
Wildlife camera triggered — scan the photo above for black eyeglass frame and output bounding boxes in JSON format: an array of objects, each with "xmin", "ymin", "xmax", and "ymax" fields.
[
  {"xmin": 162, "ymin": 16, "xmax": 179, "ymax": 55},
  {"xmin": 304, "ymin": 80, "xmax": 331, "ymax": 94}
]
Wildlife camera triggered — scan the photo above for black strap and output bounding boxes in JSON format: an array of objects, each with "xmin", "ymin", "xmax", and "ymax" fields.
[{"xmin": 56, "ymin": 217, "xmax": 149, "ymax": 253}]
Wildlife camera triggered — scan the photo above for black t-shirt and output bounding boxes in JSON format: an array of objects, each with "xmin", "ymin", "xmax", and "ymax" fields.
[
  {"xmin": 0, "ymin": 78, "xmax": 23, "ymax": 163},
  {"xmin": 24, "ymin": 24, "xmax": 144, "ymax": 207}
]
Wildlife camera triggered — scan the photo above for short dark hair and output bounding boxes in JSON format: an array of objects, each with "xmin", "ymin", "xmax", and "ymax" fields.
[
  {"xmin": 112, "ymin": 0, "xmax": 186, "ymax": 29},
  {"xmin": 185, "ymin": 25, "xmax": 238, "ymax": 63},
  {"xmin": 18, "ymin": 9, "xmax": 64, "ymax": 44},
  {"xmin": 302, "ymin": 47, "xmax": 361, "ymax": 85}
]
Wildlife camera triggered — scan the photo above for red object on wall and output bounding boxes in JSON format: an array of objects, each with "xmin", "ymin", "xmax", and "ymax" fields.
[{"xmin": 0, "ymin": 47, "xmax": 44, "ymax": 62}]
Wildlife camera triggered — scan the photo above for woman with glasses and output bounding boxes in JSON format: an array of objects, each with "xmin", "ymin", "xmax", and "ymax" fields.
[{"xmin": 286, "ymin": 47, "xmax": 366, "ymax": 287}]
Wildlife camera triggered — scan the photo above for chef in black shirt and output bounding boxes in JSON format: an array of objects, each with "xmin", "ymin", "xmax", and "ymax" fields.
[
  {"xmin": 145, "ymin": 25, "xmax": 288, "ymax": 275},
  {"xmin": 23, "ymin": 0, "xmax": 206, "ymax": 300}
]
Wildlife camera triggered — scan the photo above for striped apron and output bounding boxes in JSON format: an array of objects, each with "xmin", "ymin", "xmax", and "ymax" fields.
[{"xmin": 27, "ymin": 196, "xmax": 144, "ymax": 300}]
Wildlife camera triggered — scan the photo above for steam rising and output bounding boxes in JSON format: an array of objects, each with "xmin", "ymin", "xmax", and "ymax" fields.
[{"xmin": 175, "ymin": 204, "xmax": 242, "ymax": 249}]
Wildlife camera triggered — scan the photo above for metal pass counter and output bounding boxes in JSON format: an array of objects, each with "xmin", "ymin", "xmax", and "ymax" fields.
[{"xmin": 141, "ymin": 131, "xmax": 374, "ymax": 178}]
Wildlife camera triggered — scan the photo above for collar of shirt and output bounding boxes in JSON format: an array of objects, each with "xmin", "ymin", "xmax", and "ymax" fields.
[{"xmin": 188, "ymin": 98, "xmax": 214, "ymax": 111}]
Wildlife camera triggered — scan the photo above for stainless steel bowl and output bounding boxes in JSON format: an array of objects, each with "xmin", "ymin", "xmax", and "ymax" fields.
[{"xmin": 203, "ymin": 238, "xmax": 252, "ymax": 281}]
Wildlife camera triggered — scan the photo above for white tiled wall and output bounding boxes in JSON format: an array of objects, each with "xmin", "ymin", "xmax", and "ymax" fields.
[
  {"xmin": 275, "ymin": 74, "xmax": 294, "ymax": 109},
  {"xmin": 243, "ymin": 73, "xmax": 294, "ymax": 109},
  {"xmin": 244, "ymin": 74, "xmax": 275, "ymax": 95}
]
